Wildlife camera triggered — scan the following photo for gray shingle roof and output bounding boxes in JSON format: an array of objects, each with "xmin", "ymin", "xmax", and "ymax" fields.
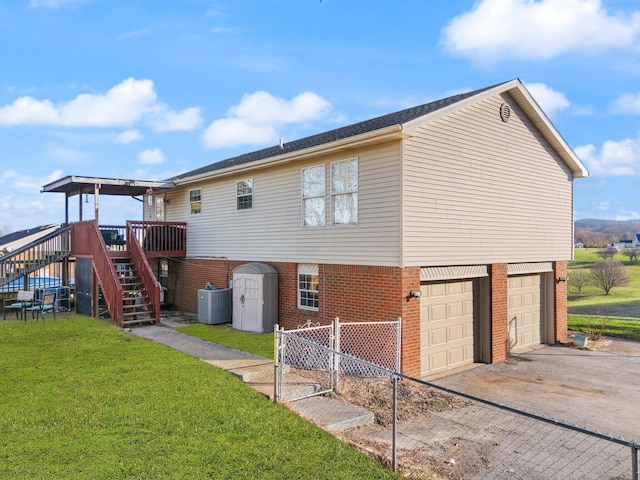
[
  {"xmin": 0, "ymin": 224, "xmax": 59, "ymax": 248},
  {"xmin": 171, "ymin": 81, "xmax": 508, "ymax": 181}
]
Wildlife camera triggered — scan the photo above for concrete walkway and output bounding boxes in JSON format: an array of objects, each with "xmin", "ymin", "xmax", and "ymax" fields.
[{"xmin": 129, "ymin": 324, "xmax": 374, "ymax": 432}]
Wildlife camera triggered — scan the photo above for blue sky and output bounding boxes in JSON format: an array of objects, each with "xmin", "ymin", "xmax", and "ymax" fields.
[{"xmin": 1, "ymin": 0, "xmax": 640, "ymax": 231}]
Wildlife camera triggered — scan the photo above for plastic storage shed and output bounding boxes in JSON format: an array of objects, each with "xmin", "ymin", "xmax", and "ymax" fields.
[
  {"xmin": 232, "ymin": 262, "xmax": 278, "ymax": 333},
  {"xmin": 198, "ymin": 288, "xmax": 232, "ymax": 324}
]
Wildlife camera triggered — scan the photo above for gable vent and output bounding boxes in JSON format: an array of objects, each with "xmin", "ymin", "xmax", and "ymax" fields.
[{"xmin": 500, "ymin": 102, "xmax": 511, "ymax": 122}]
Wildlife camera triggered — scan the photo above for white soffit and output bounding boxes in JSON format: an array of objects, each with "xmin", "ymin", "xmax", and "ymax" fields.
[
  {"xmin": 420, "ymin": 265, "xmax": 488, "ymax": 282},
  {"xmin": 507, "ymin": 262, "xmax": 553, "ymax": 275}
]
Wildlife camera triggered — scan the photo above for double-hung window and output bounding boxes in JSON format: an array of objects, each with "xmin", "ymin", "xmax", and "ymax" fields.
[
  {"xmin": 189, "ymin": 189, "xmax": 201, "ymax": 215},
  {"xmin": 301, "ymin": 165, "xmax": 325, "ymax": 227},
  {"xmin": 236, "ymin": 179, "xmax": 253, "ymax": 210},
  {"xmin": 298, "ymin": 264, "xmax": 319, "ymax": 311},
  {"xmin": 331, "ymin": 158, "xmax": 358, "ymax": 225}
]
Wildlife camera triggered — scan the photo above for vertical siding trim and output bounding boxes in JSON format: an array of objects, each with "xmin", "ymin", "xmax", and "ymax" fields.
[{"xmin": 400, "ymin": 139, "xmax": 407, "ymax": 268}]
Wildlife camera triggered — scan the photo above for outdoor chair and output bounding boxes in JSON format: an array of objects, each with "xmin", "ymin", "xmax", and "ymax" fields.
[
  {"xmin": 26, "ymin": 292, "xmax": 56, "ymax": 321},
  {"xmin": 3, "ymin": 290, "xmax": 35, "ymax": 320}
]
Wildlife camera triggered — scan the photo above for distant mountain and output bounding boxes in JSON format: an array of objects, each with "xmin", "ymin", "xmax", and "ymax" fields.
[{"xmin": 575, "ymin": 218, "xmax": 640, "ymax": 245}]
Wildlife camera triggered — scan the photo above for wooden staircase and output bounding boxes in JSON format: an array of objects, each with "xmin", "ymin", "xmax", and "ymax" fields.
[{"xmin": 112, "ymin": 257, "xmax": 155, "ymax": 327}]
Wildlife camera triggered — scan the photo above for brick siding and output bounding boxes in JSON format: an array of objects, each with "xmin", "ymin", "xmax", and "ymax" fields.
[
  {"xmin": 553, "ymin": 261, "xmax": 568, "ymax": 343},
  {"xmin": 166, "ymin": 258, "xmax": 566, "ymax": 377},
  {"xmin": 490, "ymin": 263, "xmax": 509, "ymax": 363}
]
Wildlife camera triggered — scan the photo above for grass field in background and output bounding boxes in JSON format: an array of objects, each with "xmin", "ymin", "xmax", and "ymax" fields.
[
  {"xmin": 0, "ymin": 316, "xmax": 397, "ymax": 480},
  {"xmin": 568, "ymin": 248, "xmax": 640, "ymax": 339}
]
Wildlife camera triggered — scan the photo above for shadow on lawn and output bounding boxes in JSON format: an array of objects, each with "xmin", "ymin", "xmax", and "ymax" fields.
[{"xmin": 568, "ymin": 301, "xmax": 640, "ymax": 318}]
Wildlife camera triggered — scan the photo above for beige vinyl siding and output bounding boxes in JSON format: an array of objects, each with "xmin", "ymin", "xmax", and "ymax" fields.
[
  {"xmin": 166, "ymin": 142, "xmax": 403, "ymax": 265},
  {"xmin": 403, "ymin": 92, "xmax": 574, "ymax": 266}
]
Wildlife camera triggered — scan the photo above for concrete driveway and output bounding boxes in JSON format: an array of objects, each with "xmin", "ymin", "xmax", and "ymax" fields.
[{"xmin": 432, "ymin": 337, "xmax": 640, "ymax": 442}]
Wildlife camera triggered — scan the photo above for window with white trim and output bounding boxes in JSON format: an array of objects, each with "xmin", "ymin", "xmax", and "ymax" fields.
[
  {"xmin": 298, "ymin": 264, "xmax": 319, "ymax": 311},
  {"xmin": 236, "ymin": 179, "xmax": 253, "ymax": 210},
  {"xmin": 301, "ymin": 165, "xmax": 325, "ymax": 227},
  {"xmin": 189, "ymin": 189, "xmax": 201, "ymax": 215},
  {"xmin": 331, "ymin": 158, "xmax": 358, "ymax": 225}
]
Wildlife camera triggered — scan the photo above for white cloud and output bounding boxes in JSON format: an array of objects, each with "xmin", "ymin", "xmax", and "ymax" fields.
[
  {"xmin": 202, "ymin": 91, "xmax": 331, "ymax": 149},
  {"xmin": 114, "ymin": 129, "xmax": 142, "ymax": 144},
  {"xmin": 525, "ymin": 82, "xmax": 570, "ymax": 116},
  {"xmin": 442, "ymin": 0, "xmax": 640, "ymax": 63},
  {"xmin": 203, "ymin": 118, "xmax": 276, "ymax": 149},
  {"xmin": 615, "ymin": 209, "xmax": 640, "ymax": 220},
  {"xmin": 1, "ymin": 168, "xmax": 63, "ymax": 191},
  {"xmin": 117, "ymin": 28, "xmax": 153, "ymax": 40},
  {"xmin": 575, "ymin": 135, "xmax": 640, "ymax": 176},
  {"xmin": 0, "ymin": 78, "xmax": 201, "ymax": 132},
  {"xmin": 148, "ymin": 106, "xmax": 203, "ymax": 131},
  {"xmin": 29, "ymin": 0, "xmax": 88, "ymax": 9},
  {"xmin": 610, "ymin": 92, "xmax": 640, "ymax": 114},
  {"xmin": 138, "ymin": 148, "xmax": 165, "ymax": 165},
  {"xmin": 592, "ymin": 201, "xmax": 610, "ymax": 211}
]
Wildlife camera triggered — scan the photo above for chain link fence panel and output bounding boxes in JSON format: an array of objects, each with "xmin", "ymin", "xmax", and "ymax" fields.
[{"xmin": 276, "ymin": 331, "xmax": 639, "ymax": 479}]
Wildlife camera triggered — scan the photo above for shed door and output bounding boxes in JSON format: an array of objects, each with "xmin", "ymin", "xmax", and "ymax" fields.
[
  {"xmin": 420, "ymin": 280, "xmax": 475, "ymax": 377},
  {"xmin": 508, "ymin": 274, "xmax": 543, "ymax": 352},
  {"xmin": 232, "ymin": 274, "xmax": 263, "ymax": 332}
]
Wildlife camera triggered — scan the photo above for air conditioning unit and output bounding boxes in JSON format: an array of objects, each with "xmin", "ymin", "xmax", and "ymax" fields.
[{"xmin": 197, "ymin": 288, "xmax": 232, "ymax": 325}]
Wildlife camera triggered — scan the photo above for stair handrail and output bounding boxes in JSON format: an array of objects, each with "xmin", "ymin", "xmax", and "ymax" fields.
[
  {"xmin": 70, "ymin": 221, "xmax": 123, "ymax": 325},
  {"xmin": 126, "ymin": 221, "xmax": 161, "ymax": 324},
  {"xmin": 0, "ymin": 225, "xmax": 71, "ymax": 289}
]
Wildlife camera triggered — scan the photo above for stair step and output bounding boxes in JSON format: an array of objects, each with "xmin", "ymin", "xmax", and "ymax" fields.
[
  {"xmin": 123, "ymin": 311, "xmax": 152, "ymax": 318},
  {"xmin": 123, "ymin": 305, "xmax": 149, "ymax": 312},
  {"xmin": 122, "ymin": 318, "xmax": 156, "ymax": 326}
]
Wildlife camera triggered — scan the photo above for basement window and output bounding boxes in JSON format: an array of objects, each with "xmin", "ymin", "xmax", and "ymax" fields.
[{"xmin": 298, "ymin": 264, "xmax": 319, "ymax": 311}]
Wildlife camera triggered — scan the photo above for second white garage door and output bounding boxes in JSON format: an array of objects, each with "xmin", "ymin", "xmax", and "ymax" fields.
[
  {"xmin": 420, "ymin": 280, "xmax": 475, "ymax": 377},
  {"xmin": 508, "ymin": 274, "xmax": 544, "ymax": 353}
]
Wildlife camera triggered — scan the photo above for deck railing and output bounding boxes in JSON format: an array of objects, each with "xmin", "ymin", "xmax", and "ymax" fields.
[
  {"xmin": 98, "ymin": 222, "xmax": 186, "ymax": 258},
  {"xmin": 128, "ymin": 221, "xmax": 187, "ymax": 258},
  {"xmin": 71, "ymin": 221, "xmax": 124, "ymax": 325},
  {"xmin": 127, "ymin": 222, "xmax": 161, "ymax": 324},
  {"xmin": 0, "ymin": 225, "xmax": 71, "ymax": 290}
]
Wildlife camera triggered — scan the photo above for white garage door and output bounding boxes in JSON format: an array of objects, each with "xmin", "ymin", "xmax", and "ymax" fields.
[
  {"xmin": 420, "ymin": 280, "xmax": 475, "ymax": 377},
  {"xmin": 508, "ymin": 274, "xmax": 543, "ymax": 352}
]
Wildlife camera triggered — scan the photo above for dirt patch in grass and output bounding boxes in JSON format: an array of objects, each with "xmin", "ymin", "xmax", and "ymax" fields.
[
  {"xmin": 334, "ymin": 376, "xmax": 478, "ymax": 479},
  {"xmin": 335, "ymin": 376, "xmax": 470, "ymax": 427},
  {"xmin": 337, "ymin": 429, "xmax": 495, "ymax": 480}
]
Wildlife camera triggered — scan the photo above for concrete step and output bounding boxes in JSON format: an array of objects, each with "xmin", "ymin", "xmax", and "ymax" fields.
[
  {"xmin": 289, "ymin": 396, "xmax": 375, "ymax": 431},
  {"xmin": 131, "ymin": 325, "xmax": 375, "ymax": 434},
  {"xmin": 248, "ymin": 371, "xmax": 322, "ymax": 402}
]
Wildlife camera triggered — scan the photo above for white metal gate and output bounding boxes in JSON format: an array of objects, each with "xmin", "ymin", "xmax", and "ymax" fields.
[{"xmin": 274, "ymin": 317, "xmax": 401, "ymax": 402}]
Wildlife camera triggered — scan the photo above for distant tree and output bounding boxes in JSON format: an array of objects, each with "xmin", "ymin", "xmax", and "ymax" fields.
[
  {"xmin": 598, "ymin": 248, "xmax": 617, "ymax": 260},
  {"xmin": 568, "ymin": 269, "xmax": 590, "ymax": 295},
  {"xmin": 590, "ymin": 260, "xmax": 629, "ymax": 295},
  {"xmin": 621, "ymin": 248, "xmax": 640, "ymax": 264},
  {"xmin": 580, "ymin": 231, "xmax": 609, "ymax": 248}
]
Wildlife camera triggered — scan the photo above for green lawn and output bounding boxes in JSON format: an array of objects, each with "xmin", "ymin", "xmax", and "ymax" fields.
[
  {"xmin": 568, "ymin": 248, "xmax": 640, "ymax": 340},
  {"xmin": 178, "ymin": 323, "xmax": 274, "ymax": 359},
  {"xmin": 0, "ymin": 316, "xmax": 398, "ymax": 480}
]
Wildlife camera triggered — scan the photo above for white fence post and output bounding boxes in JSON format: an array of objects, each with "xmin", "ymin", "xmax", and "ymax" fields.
[
  {"xmin": 397, "ymin": 316, "xmax": 402, "ymax": 372},
  {"xmin": 333, "ymin": 316, "xmax": 340, "ymax": 393}
]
